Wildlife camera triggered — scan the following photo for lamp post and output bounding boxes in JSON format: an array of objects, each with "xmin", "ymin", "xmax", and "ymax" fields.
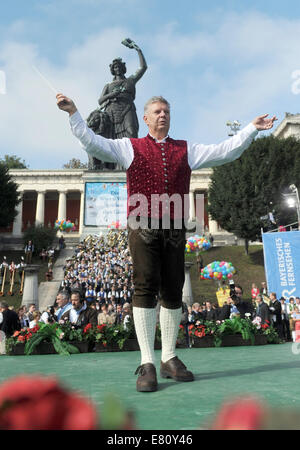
[{"xmin": 285, "ymin": 184, "xmax": 300, "ymax": 230}]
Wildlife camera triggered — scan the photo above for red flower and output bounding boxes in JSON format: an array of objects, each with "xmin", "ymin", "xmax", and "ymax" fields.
[
  {"xmin": 83, "ymin": 323, "xmax": 92, "ymax": 333},
  {"xmin": 211, "ymin": 396, "xmax": 265, "ymax": 430},
  {"xmin": 195, "ymin": 329, "xmax": 206, "ymax": 338},
  {"xmin": 17, "ymin": 335, "xmax": 26, "ymax": 342},
  {"xmin": 0, "ymin": 375, "xmax": 99, "ymax": 430},
  {"xmin": 31, "ymin": 325, "xmax": 40, "ymax": 334},
  {"xmin": 97, "ymin": 324, "xmax": 106, "ymax": 332},
  {"xmin": 13, "ymin": 331, "xmax": 20, "ymax": 337},
  {"xmin": 179, "ymin": 325, "xmax": 184, "ymax": 330}
]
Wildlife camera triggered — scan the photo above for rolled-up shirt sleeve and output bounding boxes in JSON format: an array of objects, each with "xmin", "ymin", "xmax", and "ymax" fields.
[
  {"xmin": 188, "ymin": 122, "xmax": 258, "ymax": 170},
  {"xmin": 69, "ymin": 111, "xmax": 134, "ymax": 169}
]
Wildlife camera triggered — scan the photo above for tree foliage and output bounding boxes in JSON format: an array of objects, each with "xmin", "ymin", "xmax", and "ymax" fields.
[
  {"xmin": 63, "ymin": 158, "xmax": 88, "ymax": 169},
  {"xmin": 0, "ymin": 154, "xmax": 28, "ymax": 169},
  {"xmin": 0, "ymin": 163, "xmax": 21, "ymax": 227},
  {"xmin": 208, "ymin": 135, "xmax": 300, "ymax": 253},
  {"xmin": 23, "ymin": 225, "xmax": 57, "ymax": 255}
]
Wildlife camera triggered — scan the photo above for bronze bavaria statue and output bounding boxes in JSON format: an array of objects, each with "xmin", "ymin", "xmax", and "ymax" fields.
[{"xmin": 87, "ymin": 38, "xmax": 147, "ymax": 170}]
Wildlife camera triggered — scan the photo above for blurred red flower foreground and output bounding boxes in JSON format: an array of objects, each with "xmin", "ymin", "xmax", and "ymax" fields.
[
  {"xmin": 0, "ymin": 375, "xmax": 98, "ymax": 430},
  {"xmin": 211, "ymin": 396, "xmax": 265, "ymax": 430}
]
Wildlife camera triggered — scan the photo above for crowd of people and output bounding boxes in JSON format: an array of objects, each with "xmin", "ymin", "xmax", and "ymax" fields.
[
  {"xmin": 59, "ymin": 231, "xmax": 134, "ymax": 307},
  {"xmin": 185, "ymin": 283, "xmax": 300, "ymax": 343},
  {"xmin": 1, "ymin": 233, "xmax": 299, "ymax": 347},
  {"xmin": 0, "ymin": 231, "xmax": 135, "ymax": 339}
]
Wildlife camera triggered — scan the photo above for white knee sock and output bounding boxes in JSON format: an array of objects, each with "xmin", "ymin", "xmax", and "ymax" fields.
[
  {"xmin": 160, "ymin": 305, "xmax": 182, "ymax": 363},
  {"xmin": 133, "ymin": 306, "xmax": 157, "ymax": 365}
]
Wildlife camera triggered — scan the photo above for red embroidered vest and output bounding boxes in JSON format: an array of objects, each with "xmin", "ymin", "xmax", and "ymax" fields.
[{"xmin": 127, "ymin": 135, "xmax": 191, "ymax": 220}]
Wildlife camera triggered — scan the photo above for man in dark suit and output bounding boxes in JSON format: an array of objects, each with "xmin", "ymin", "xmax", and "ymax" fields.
[
  {"xmin": 232, "ymin": 285, "xmax": 250, "ymax": 319},
  {"xmin": 0, "ymin": 301, "xmax": 21, "ymax": 337},
  {"xmin": 255, "ymin": 294, "xmax": 270, "ymax": 325},
  {"xmin": 204, "ymin": 301, "xmax": 217, "ymax": 321},
  {"xmin": 269, "ymin": 292, "xmax": 283, "ymax": 338}
]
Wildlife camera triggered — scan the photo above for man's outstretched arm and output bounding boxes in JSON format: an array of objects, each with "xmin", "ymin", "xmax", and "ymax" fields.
[
  {"xmin": 56, "ymin": 93, "xmax": 133, "ymax": 169},
  {"xmin": 188, "ymin": 113, "xmax": 277, "ymax": 170}
]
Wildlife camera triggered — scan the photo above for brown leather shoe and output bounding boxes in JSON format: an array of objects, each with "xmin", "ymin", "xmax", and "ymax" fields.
[
  {"xmin": 160, "ymin": 356, "xmax": 194, "ymax": 382},
  {"xmin": 135, "ymin": 363, "xmax": 158, "ymax": 392}
]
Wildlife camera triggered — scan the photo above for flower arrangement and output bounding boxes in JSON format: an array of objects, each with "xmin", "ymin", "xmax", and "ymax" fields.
[
  {"xmin": 188, "ymin": 316, "xmax": 280, "ymax": 347},
  {"xmin": 94, "ymin": 323, "xmax": 131, "ymax": 350},
  {"xmin": 6, "ymin": 323, "xmax": 80, "ymax": 356},
  {"xmin": 188, "ymin": 321, "xmax": 222, "ymax": 346}
]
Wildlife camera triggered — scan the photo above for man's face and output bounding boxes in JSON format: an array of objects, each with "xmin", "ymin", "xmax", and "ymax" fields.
[
  {"xmin": 234, "ymin": 287, "xmax": 243, "ymax": 298},
  {"xmin": 29, "ymin": 305, "xmax": 36, "ymax": 313},
  {"xmin": 56, "ymin": 294, "xmax": 67, "ymax": 308},
  {"xmin": 71, "ymin": 295, "xmax": 82, "ymax": 310},
  {"xmin": 143, "ymin": 102, "xmax": 170, "ymax": 137}
]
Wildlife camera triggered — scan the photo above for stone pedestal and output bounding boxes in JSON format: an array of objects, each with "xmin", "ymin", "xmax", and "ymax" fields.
[
  {"xmin": 182, "ymin": 261, "xmax": 194, "ymax": 306},
  {"xmin": 21, "ymin": 265, "xmax": 40, "ymax": 309}
]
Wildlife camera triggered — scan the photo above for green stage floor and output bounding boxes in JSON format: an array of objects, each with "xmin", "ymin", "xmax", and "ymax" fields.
[{"xmin": 1, "ymin": 343, "xmax": 300, "ymax": 430}]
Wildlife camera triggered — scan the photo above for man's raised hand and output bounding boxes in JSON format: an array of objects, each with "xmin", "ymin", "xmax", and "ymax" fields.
[
  {"xmin": 56, "ymin": 93, "xmax": 77, "ymax": 116},
  {"xmin": 252, "ymin": 114, "xmax": 278, "ymax": 131}
]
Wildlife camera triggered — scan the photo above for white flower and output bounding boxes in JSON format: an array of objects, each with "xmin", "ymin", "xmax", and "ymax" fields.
[
  {"xmin": 245, "ymin": 313, "xmax": 251, "ymax": 318},
  {"xmin": 59, "ymin": 332, "xmax": 65, "ymax": 340}
]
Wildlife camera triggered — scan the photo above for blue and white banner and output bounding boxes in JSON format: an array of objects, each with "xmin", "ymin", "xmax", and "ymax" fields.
[{"xmin": 262, "ymin": 231, "xmax": 300, "ymax": 299}]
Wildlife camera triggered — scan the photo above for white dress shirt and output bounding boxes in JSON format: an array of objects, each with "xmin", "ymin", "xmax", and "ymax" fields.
[{"xmin": 69, "ymin": 111, "xmax": 258, "ymax": 171}]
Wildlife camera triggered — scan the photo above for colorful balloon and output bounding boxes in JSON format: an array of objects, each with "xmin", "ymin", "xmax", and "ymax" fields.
[
  {"xmin": 200, "ymin": 260, "xmax": 236, "ymax": 282},
  {"xmin": 185, "ymin": 235, "xmax": 211, "ymax": 253}
]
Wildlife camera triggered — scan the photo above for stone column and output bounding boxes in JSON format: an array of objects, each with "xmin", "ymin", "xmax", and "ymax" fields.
[
  {"xmin": 57, "ymin": 190, "xmax": 67, "ymax": 221},
  {"xmin": 35, "ymin": 191, "xmax": 45, "ymax": 226},
  {"xmin": 79, "ymin": 190, "xmax": 85, "ymax": 234},
  {"xmin": 189, "ymin": 190, "xmax": 195, "ymax": 221},
  {"xmin": 12, "ymin": 193, "xmax": 23, "ymax": 236},
  {"xmin": 21, "ymin": 265, "xmax": 40, "ymax": 309},
  {"xmin": 182, "ymin": 261, "xmax": 194, "ymax": 306}
]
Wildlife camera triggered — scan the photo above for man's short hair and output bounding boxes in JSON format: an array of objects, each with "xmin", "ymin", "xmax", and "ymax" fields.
[
  {"xmin": 0, "ymin": 300, "xmax": 8, "ymax": 309},
  {"xmin": 71, "ymin": 289, "xmax": 83, "ymax": 302},
  {"xmin": 144, "ymin": 96, "xmax": 170, "ymax": 114},
  {"xmin": 59, "ymin": 290, "xmax": 70, "ymax": 301}
]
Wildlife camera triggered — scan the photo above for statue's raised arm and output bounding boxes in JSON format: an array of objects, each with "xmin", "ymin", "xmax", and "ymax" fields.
[{"xmin": 121, "ymin": 38, "xmax": 147, "ymax": 82}]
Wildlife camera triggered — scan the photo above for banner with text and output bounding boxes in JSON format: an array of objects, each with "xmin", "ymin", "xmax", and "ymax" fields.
[
  {"xmin": 262, "ymin": 231, "xmax": 300, "ymax": 299},
  {"xmin": 84, "ymin": 182, "xmax": 127, "ymax": 227}
]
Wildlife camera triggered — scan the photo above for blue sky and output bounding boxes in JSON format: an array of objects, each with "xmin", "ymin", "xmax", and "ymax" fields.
[{"xmin": 1, "ymin": 0, "xmax": 300, "ymax": 168}]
